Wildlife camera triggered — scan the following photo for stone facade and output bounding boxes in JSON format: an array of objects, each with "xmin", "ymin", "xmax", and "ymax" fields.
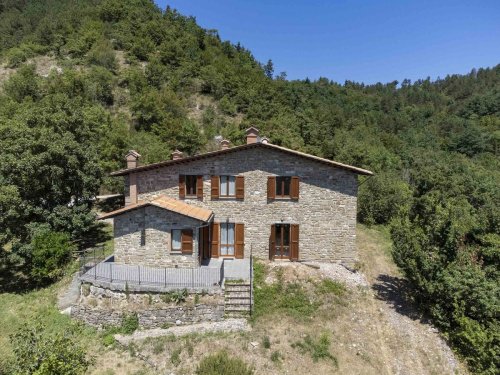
[
  {"xmin": 122, "ymin": 146, "xmax": 358, "ymax": 265},
  {"xmin": 114, "ymin": 205, "xmax": 202, "ymax": 267}
]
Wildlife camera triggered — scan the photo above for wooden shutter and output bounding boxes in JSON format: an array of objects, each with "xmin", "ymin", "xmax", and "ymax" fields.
[
  {"xmin": 290, "ymin": 224, "xmax": 299, "ymax": 261},
  {"xmin": 196, "ymin": 175, "xmax": 203, "ymax": 200},
  {"xmin": 181, "ymin": 229, "xmax": 193, "ymax": 254},
  {"xmin": 210, "ymin": 222, "xmax": 219, "ymax": 258},
  {"xmin": 235, "ymin": 223, "xmax": 244, "ymax": 259},
  {"xmin": 235, "ymin": 176, "xmax": 245, "ymax": 199},
  {"xmin": 269, "ymin": 224, "xmax": 275, "ymax": 260},
  {"xmin": 291, "ymin": 176, "xmax": 300, "ymax": 200},
  {"xmin": 179, "ymin": 175, "xmax": 185, "ymax": 199},
  {"xmin": 267, "ymin": 176, "xmax": 276, "ymax": 199},
  {"xmin": 211, "ymin": 176, "xmax": 219, "ymax": 199}
]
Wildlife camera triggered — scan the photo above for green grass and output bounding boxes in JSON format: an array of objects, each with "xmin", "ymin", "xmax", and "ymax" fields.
[
  {"xmin": 292, "ymin": 333, "xmax": 337, "ymax": 365},
  {"xmin": 0, "ymin": 269, "xmax": 96, "ymax": 371},
  {"xmin": 315, "ymin": 279, "xmax": 346, "ymax": 296},
  {"xmin": 252, "ymin": 261, "xmax": 319, "ymax": 322}
]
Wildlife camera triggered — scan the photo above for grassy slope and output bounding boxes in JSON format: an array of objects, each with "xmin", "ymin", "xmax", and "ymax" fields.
[{"xmin": 0, "ymin": 226, "xmax": 467, "ymax": 374}]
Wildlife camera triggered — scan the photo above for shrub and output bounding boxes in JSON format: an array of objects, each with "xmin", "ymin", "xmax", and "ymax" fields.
[
  {"xmin": 263, "ymin": 336, "xmax": 271, "ymax": 349},
  {"xmin": 270, "ymin": 350, "xmax": 283, "ymax": 364},
  {"xmin": 121, "ymin": 313, "xmax": 139, "ymax": 334},
  {"xmin": 30, "ymin": 230, "xmax": 75, "ymax": 284},
  {"xmin": 170, "ymin": 347, "xmax": 182, "ymax": 366},
  {"xmin": 9, "ymin": 321, "xmax": 92, "ymax": 375},
  {"xmin": 195, "ymin": 351, "xmax": 254, "ymax": 375},
  {"xmin": 87, "ymin": 39, "xmax": 117, "ymax": 71},
  {"xmin": 292, "ymin": 333, "xmax": 337, "ymax": 365}
]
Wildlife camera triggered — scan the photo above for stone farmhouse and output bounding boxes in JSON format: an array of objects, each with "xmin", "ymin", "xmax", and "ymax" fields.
[{"xmin": 100, "ymin": 127, "xmax": 373, "ymax": 269}]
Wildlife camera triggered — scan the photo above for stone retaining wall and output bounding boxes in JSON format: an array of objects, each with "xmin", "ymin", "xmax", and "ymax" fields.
[{"xmin": 71, "ymin": 303, "xmax": 225, "ymax": 329}]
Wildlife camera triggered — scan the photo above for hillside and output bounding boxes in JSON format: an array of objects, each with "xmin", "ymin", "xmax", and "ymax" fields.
[
  {"xmin": 0, "ymin": 1, "xmax": 498, "ymax": 374},
  {"xmin": 0, "ymin": 226, "xmax": 467, "ymax": 375}
]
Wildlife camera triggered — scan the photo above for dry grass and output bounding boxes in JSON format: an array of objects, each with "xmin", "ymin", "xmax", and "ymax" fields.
[{"xmin": 0, "ymin": 225, "xmax": 467, "ymax": 374}]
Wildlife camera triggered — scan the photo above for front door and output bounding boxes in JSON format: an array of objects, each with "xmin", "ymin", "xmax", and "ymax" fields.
[{"xmin": 273, "ymin": 224, "xmax": 290, "ymax": 259}]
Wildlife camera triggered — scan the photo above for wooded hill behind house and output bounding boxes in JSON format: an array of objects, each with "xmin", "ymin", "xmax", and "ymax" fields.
[{"xmin": 0, "ymin": 0, "xmax": 498, "ymax": 374}]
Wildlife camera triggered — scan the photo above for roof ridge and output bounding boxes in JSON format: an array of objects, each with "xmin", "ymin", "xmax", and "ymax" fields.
[{"xmin": 110, "ymin": 143, "xmax": 373, "ymax": 176}]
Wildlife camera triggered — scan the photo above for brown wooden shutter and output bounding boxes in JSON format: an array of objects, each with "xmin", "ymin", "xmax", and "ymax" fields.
[
  {"xmin": 235, "ymin": 223, "xmax": 244, "ymax": 259},
  {"xmin": 179, "ymin": 175, "xmax": 185, "ymax": 199},
  {"xmin": 181, "ymin": 229, "xmax": 193, "ymax": 254},
  {"xmin": 290, "ymin": 224, "xmax": 299, "ymax": 261},
  {"xmin": 235, "ymin": 176, "xmax": 244, "ymax": 200},
  {"xmin": 210, "ymin": 222, "xmax": 219, "ymax": 258},
  {"xmin": 211, "ymin": 176, "xmax": 219, "ymax": 199},
  {"xmin": 196, "ymin": 175, "xmax": 203, "ymax": 200},
  {"xmin": 267, "ymin": 176, "xmax": 276, "ymax": 199},
  {"xmin": 291, "ymin": 176, "xmax": 300, "ymax": 200},
  {"xmin": 269, "ymin": 224, "xmax": 275, "ymax": 260}
]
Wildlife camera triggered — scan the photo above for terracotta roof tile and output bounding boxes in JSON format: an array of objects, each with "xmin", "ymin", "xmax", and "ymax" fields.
[{"xmin": 98, "ymin": 195, "xmax": 213, "ymax": 222}]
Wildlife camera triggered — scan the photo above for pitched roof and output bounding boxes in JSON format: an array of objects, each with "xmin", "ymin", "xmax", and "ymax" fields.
[
  {"xmin": 110, "ymin": 142, "xmax": 374, "ymax": 176},
  {"xmin": 98, "ymin": 195, "xmax": 213, "ymax": 222}
]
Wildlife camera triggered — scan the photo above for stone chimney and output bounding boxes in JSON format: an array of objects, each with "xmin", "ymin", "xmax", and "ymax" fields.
[
  {"xmin": 172, "ymin": 149, "xmax": 183, "ymax": 160},
  {"xmin": 245, "ymin": 127, "xmax": 260, "ymax": 144},
  {"xmin": 124, "ymin": 151, "xmax": 141, "ymax": 206},
  {"xmin": 220, "ymin": 139, "xmax": 230, "ymax": 150},
  {"xmin": 125, "ymin": 150, "xmax": 141, "ymax": 169},
  {"xmin": 261, "ymin": 136, "xmax": 270, "ymax": 144}
]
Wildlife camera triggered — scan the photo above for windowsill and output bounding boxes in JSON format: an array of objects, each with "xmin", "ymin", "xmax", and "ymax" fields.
[
  {"xmin": 170, "ymin": 250, "xmax": 182, "ymax": 255},
  {"xmin": 183, "ymin": 196, "xmax": 200, "ymax": 200},
  {"xmin": 214, "ymin": 196, "xmax": 242, "ymax": 200},
  {"xmin": 271, "ymin": 197, "xmax": 298, "ymax": 201}
]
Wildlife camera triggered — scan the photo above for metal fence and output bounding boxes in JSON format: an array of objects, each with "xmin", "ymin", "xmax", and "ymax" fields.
[{"xmin": 78, "ymin": 247, "xmax": 222, "ymax": 289}]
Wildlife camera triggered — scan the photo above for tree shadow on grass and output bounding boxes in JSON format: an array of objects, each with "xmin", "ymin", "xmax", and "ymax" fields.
[{"xmin": 372, "ymin": 274, "xmax": 430, "ymax": 323}]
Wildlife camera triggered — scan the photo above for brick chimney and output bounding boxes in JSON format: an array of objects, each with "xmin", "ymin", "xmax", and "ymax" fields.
[
  {"xmin": 245, "ymin": 127, "xmax": 260, "ymax": 144},
  {"xmin": 125, "ymin": 150, "xmax": 141, "ymax": 169},
  {"xmin": 220, "ymin": 139, "xmax": 230, "ymax": 150},
  {"xmin": 172, "ymin": 150, "xmax": 183, "ymax": 160}
]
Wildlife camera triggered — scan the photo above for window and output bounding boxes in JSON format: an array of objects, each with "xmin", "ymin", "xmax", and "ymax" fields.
[
  {"xmin": 220, "ymin": 176, "xmax": 236, "ymax": 197},
  {"xmin": 171, "ymin": 229, "xmax": 182, "ymax": 252},
  {"xmin": 185, "ymin": 175, "xmax": 197, "ymax": 196},
  {"xmin": 276, "ymin": 176, "xmax": 292, "ymax": 197},
  {"xmin": 220, "ymin": 223, "xmax": 235, "ymax": 256}
]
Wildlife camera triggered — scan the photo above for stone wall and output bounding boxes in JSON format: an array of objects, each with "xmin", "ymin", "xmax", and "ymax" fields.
[
  {"xmin": 71, "ymin": 304, "xmax": 224, "ymax": 329},
  {"xmin": 72, "ymin": 284, "xmax": 225, "ymax": 328},
  {"xmin": 114, "ymin": 205, "xmax": 202, "ymax": 268},
  {"xmin": 125, "ymin": 146, "xmax": 358, "ymax": 265}
]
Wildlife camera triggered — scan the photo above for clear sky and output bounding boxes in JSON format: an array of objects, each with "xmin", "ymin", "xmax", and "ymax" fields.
[{"xmin": 155, "ymin": 0, "xmax": 500, "ymax": 84}]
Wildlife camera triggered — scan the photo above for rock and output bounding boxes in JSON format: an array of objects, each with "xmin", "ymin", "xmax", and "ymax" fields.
[
  {"xmin": 176, "ymin": 319, "xmax": 182, "ymax": 325},
  {"xmin": 60, "ymin": 307, "xmax": 72, "ymax": 315},
  {"xmin": 250, "ymin": 341, "xmax": 259, "ymax": 348}
]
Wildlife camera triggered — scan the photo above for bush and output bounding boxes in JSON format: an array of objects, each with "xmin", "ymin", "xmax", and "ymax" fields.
[
  {"xmin": 195, "ymin": 351, "xmax": 254, "ymax": 375},
  {"xmin": 9, "ymin": 321, "xmax": 92, "ymax": 375},
  {"xmin": 86, "ymin": 39, "xmax": 117, "ymax": 71},
  {"xmin": 121, "ymin": 313, "xmax": 139, "ymax": 334},
  {"xmin": 30, "ymin": 230, "xmax": 75, "ymax": 284},
  {"xmin": 292, "ymin": 333, "xmax": 337, "ymax": 365}
]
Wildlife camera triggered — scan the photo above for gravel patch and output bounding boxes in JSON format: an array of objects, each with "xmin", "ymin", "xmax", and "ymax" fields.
[
  {"xmin": 308, "ymin": 262, "xmax": 369, "ymax": 288},
  {"xmin": 115, "ymin": 318, "xmax": 250, "ymax": 345}
]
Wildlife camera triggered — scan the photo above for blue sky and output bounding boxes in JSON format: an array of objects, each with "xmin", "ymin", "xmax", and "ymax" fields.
[{"xmin": 155, "ymin": 1, "xmax": 500, "ymax": 84}]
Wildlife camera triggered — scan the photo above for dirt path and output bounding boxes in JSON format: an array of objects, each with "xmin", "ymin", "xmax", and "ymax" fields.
[{"xmin": 356, "ymin": 226, "xmax": 466, "ymax": 375}]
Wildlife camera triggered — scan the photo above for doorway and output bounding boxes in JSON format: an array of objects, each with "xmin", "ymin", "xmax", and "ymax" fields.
[{"xmin": 273, "ymin": 223, "xmax": 290, "ymax": 259}]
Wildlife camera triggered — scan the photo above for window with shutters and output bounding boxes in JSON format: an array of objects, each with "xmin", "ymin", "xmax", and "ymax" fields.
[
  {"xmin": 219, "ymin": 176, "xmax": 236, "ymax": 197},
  {"xmin": 220, "ymin": 223, "xmax": 235, "ymax": 256},
  {"xmin": 171, "ymin": 229, "xmax": 182, "ymax": 252},
  {"xmin": 185, "ymin": 175, "xmax": 197, "ymax": 197},
  {"xmin": 276, "ymin": 176, "xmax": 292, "ymax": 198}
]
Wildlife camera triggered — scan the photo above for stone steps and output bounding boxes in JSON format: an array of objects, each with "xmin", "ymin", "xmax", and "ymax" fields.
[{"xmin": 224, "ymin": 282, "xmax": 252, "ymax": 317}]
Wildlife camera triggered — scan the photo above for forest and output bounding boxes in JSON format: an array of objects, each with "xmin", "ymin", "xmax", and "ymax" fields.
[{"xmin": 0, "ymin": 0, "xmax": 498, "ymax": 373}]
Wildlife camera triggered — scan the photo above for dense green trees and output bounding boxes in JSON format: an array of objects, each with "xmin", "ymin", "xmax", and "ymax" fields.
[{"xmin": 0, "ymin": 1, "xmax": 498, "ymax": 372}]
